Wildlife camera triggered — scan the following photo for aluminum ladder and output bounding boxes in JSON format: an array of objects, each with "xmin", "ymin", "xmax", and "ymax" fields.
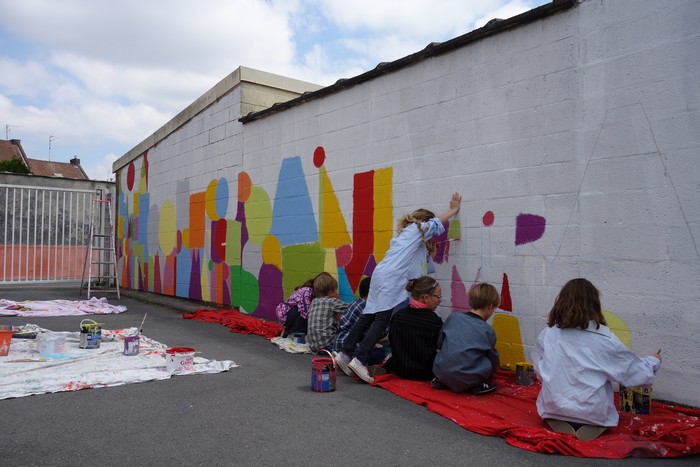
[{"xmin": 80, "ymin": 198, "xmax": 120, "ymax": 299}]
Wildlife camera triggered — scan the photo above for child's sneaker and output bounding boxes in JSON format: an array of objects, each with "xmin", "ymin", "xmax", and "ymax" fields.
[
  {"xmin": 468, "ymin": 382, "xmax": 496, "ymax": 395},
  {"xmin": 348, "ymin": 357, "xmax": 374, "ymax": 383},
  {"xmin": 431, "ymin": 378, "xmax": 447, "ymax": 390},
  {"xmin": 334, "ymin": 352, "xmax": 353, "ymax": 376}
]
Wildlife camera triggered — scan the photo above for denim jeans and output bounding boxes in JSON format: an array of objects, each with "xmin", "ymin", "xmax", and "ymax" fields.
[{"xmin": 341, "ymin": 309, "xmax": 391, "ymax": 365}]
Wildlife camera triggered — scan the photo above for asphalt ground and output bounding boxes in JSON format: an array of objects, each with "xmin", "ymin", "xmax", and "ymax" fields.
[{"xmin": 0, "ymin": 283, "xmax": 696, "ymax": 466}]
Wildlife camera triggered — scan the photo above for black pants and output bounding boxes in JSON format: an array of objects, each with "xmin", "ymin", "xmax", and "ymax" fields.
[
  {"xmin": 284, "ymin": 306, "xmax": 307, "ymax": 335},
  {"xmin": 341, "ymin": 310, "xmax": 391, "ymax": 365}
]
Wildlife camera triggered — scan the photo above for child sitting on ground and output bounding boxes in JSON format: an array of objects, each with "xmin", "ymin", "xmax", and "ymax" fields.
[
  {"xmin": 306, "ymin": 273, "xmax": 348, "ymax": 353},
  {"xmin": 275, "ymin": 274, "xmax": 319, "ymax": 337},
  {"xmin": 431, "ymin": 283, "xmax": 500, "ymax": 395},
  {"xmin": 531, "ymin": 278, "xmax": 662, "ymax": 441},
  {"xmin": 387, "ymin": 276, "xmax": 444, "ymax": 380}
]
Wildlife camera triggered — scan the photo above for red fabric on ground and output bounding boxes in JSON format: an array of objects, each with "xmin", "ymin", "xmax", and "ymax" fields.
[
  {"xmin": 372, "ymin": 370, "xmax": 700, "ymax": 459},
  {"xmin": 184, "ymin": 309, "xmax": 282, "ymax": 339}
]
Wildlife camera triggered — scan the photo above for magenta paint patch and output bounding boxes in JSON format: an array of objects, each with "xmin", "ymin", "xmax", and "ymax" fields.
[
  {"xmin": 515, "ymin": 213, "xmax": 546, "ymax": 245},
  {"xmin": 189, "ymin": 249, "xmax": 202, "ymax": 301},
  {"xmin": 450, "ymin": 265, "xmax": 469, "ymax": 312},
  {"xmin": 335, "ymin": 244, "xmax": 352, "ymax": 267}
]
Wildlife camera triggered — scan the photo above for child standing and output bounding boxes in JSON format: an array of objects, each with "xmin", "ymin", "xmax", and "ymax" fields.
[
  {"xmin": 306, "ymin": 273, "xmax": 348, "ymax": 353},
  {"xmin": 531, "ymin": 278, "xmax": 662, "ymax": 441},
  {"xmin": 387, "ymin": 276, "xmax": 444, "ymax": 380},
  {"xmin": 335, "ymin": 193, "xmax": 461, "ymax": 383},
  {"xmin": 431, "ymin": 283, "xmax": 500, "ymax": 395}
]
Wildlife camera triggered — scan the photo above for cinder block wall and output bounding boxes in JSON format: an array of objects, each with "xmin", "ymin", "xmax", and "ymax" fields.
[{"xmin": 115, "ymin": 0, "xmax": 699, "ymax": 406}]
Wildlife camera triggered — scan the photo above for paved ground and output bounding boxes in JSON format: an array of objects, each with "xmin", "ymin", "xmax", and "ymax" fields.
[{"xmin": 0, "ymin": 283, "xmax": 696, "ymax": 466}]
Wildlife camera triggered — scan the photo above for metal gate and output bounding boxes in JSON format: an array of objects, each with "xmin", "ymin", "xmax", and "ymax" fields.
[{"xmin": 1, "ymin": 184, "xmax": 106, "ymax": 283}]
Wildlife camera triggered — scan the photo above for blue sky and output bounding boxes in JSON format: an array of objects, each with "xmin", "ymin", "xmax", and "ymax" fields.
[{"xmin": 0, "ymin": 0, "xmax": 546, "ymax": 180}]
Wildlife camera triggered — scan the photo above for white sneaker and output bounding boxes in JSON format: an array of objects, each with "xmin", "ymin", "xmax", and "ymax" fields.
[
  {"xmin": 334, "ymin": 352, "xmax": 353, "ymax": 376},
  {"xmin": 348, "ymin": 357, "xmax": 374, "ymax": 384}
]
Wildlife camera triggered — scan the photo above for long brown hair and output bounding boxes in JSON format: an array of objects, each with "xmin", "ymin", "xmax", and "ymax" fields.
[{"xmin": 547, "ymin": 278, "xmax": 607, "ymax": 329}]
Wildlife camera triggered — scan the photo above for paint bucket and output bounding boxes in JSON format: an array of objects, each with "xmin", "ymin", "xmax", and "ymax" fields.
[
  {"xmin": 79, "ymin": 319, "xmax": 102, "ymax": 349},
  {"xmin": 515, "ymin": 362, "xmax": 535, "ymax": 386},
  {"xmin": 311, "ymin": 349, "xmax": 336, "ymax": 392},
  {"xmin": 0, "ymin": 325, "xmax": 12, "ymax": 356},
  {"xmin": 165, "ymin": 347, "xmax": 195, "ymax": 373},
  {"xmin": 37, "ymin": 332, "xmax": 66, "ymax": 357},
  {"xmin": 292, "ymin": 333, "xmax": 305, "ymax": 344},
  {"xmin": 620, "ymin": 385, "xmax": 652, "ymax": 414},
  {"xmin": 123, "ymin": 331, "xmax": 140, "ymax": 356}
]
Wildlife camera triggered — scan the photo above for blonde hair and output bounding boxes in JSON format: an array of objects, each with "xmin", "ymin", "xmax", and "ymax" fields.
[
  {"xmin": 469, "ymin": 283, "xmax": 500, "ymax": 310},
  {"xmin": 396, "ymin": 208, "xmax": 436, "ymax": 251}
]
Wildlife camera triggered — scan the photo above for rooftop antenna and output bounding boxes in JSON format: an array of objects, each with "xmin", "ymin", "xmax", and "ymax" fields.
[
  {"xmin": 49, "ymin": 135, "xmax": 58, "ymax": 161},
  {"xmin": 5, "ymin": 124, "xmax": 19, "ymax": 139}
]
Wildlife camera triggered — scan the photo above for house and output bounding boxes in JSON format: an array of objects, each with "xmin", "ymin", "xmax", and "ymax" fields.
[{"xmin": 0, "ymin": 139, "xmax": 89, "ymax": 180}]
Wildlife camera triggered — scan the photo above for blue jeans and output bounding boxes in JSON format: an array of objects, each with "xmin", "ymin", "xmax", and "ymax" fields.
[{"xmin": 341, "ymin": 310, "xmax": 391, "ymax": 365}]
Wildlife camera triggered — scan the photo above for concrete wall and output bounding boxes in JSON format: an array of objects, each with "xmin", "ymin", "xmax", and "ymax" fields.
[{"xmin": 113, "ymin": 0, "xmax": 700, "ymax": 406}]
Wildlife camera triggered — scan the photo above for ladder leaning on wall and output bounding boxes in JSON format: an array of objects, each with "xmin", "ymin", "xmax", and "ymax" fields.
[{"xmin": 80, "ymin": 198, "xmax": 120, "ymax": 299}]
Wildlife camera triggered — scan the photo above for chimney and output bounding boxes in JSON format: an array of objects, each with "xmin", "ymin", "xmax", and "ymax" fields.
[
  {"xmin": 70, "ymin": 156, "xmax": 80, "ymax": 166},
  {"xmin": 10, "ymin": 139, "xmax": 20, "ymax": 144}
]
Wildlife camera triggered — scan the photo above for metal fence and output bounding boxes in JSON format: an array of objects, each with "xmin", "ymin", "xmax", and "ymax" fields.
[{"xmin": 0, "ymin": 184, "xmax": 103, "ymax": 283}]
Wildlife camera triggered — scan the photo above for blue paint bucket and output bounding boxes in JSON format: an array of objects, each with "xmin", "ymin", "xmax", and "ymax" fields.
[{"xmin": 79, "ymin": 319, "xmax": 102, "ymax": 349}]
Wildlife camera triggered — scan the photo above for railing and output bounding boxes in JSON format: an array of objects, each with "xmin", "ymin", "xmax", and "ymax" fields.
[{"xmin": 0, "ymin": 184, "xmax": 101, "ymax": 283}]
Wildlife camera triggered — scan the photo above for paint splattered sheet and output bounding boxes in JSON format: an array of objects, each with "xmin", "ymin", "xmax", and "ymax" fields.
[
  {"xmin": 372, "ymin": 370, "xmax": 700, "ymax": 459},
  {"xmin": 0, "ymin": 297, "xmax": 127, "ymax": 316},
  {"xmin": 0, "ymin": 328, "xmax": 237, "ymax": 400}
]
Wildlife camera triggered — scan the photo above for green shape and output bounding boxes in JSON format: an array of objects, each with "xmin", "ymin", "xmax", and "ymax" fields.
[
  {"xmin": 245, "ymin": 186, "xmax": 272, "ymax": 245},
  {"xmin": 448, "ymin": 219, "xmax": 461, "ymax": 239},
  {"xmin": 230, "ymin": 265, "xmax": 259, "ymax": 314},
  {"xmin": 225, "ymin": 219, "xmax": 242, "ymax": 265},
  {"xmin": 208, "ymin": 259, "xmax": 214, "ymax": 271},
  {"xmin": 281, "ymin": 242, "xmax": 325, "ymax": 297}
]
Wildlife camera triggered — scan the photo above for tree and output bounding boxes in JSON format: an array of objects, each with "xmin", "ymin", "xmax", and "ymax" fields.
[{"xmin": 0, "ymin": 155, "xmax": 30, "ymax": 174}]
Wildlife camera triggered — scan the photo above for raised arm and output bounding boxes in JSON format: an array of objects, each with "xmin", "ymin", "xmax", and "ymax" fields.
[{"xmin": 437, "ymin": 192, "xmax": 462, "ymax": 224}]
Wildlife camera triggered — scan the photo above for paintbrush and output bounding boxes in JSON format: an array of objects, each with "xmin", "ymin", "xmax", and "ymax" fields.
[{"xmin": 138, "ymin": 313, "xmax": 147, "ymax": 334}]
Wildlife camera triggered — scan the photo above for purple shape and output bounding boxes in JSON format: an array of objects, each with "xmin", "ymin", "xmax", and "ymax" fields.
[
  {"xmin": 252, "ymin": 264, "xmax": 283, "ymax": 321},
  {"xmin": 515, "ymin": 214, "xmax": 546, "ymax": 245},
  {"xmin": 363, "ymin": 254, "xmax": 377, "ymax": 276},
  {"xmin": 433, "ymin": 222, "xmax": 449, "ymax": 263},
  {"xmin": 189, "ymin": 249, "xmax": 202, "ymax": 301}
]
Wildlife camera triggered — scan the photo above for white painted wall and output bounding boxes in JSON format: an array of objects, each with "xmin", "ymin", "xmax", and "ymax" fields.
[{"xmin": 117, "ymin": 0, "xmax": 700, "ymax": 406}]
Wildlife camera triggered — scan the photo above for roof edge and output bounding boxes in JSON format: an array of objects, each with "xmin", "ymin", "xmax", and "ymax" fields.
[{"xmin": 239, "ymin": 0, "xmax": 577, "ymax": 124}]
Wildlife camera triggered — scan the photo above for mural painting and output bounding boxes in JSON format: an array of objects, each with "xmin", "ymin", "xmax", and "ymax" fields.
[{"xmin": 117, "ymin": 146, "xmax": 632, "ymax": 369}]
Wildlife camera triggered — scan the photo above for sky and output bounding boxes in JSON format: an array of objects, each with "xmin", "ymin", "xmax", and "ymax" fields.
[{"xmin": 0, "ymin": 0, "xmax": 547, "ymax": 181}]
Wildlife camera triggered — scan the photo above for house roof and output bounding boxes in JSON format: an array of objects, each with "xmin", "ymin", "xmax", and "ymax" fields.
[
  {"xmin": 0, "ymin": 138, "xmax": 89, "ymax": 180},
  {"xmin": 26, "ymin": 158, "xmax": 89, "ymax": 180},
  {"xmin": 0, "ymin": 139, "xmax": 30, "ymax": 166}
]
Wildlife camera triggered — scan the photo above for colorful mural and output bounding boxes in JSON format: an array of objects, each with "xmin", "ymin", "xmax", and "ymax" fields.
[{"xmin": 117, "ymin": 146, "xmax": 631, "ymax": 370}]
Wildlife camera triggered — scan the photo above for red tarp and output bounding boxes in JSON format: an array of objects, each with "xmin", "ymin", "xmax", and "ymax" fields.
[
  {"xmin": 372, "ymin": 370, "xmax": 700, "ymax": 459},
  {"xmin": 184, "ymin": 309, "xmax": 282, "ymax": 339},
  {"xmin": 184, "ymin": 309, "xmax": 699, "ymax": 459}
]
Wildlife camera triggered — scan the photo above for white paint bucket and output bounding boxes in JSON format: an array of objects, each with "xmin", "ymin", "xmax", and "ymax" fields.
[
  {"xmin": 37, "ymin": 332, "xmax": 66, "ymax": 357},
  {"xmin": 165, "ymin": 347, "xmax": 195, "ymax": 373}
]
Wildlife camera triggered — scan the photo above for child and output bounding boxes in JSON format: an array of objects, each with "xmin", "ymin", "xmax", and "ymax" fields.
[
  {"xmin": 306, "ymin": 273, "xmax": 348, "ymax": 353},
  {"xmin": 275, "ymin": 272, "xmax": 327, "ymax": 337},
  {"xmin": 387, "ymin": 276, "xmax": 444, "ymax": 380},
  {"xmin": 431, "ymin": 283, "xmax": 500, "ymax": 395},
  {"xmin": 333, "ymin": 276, "xmax": 371, "ymax": 354},
  {"xmin": 335, "ymin": 193, "xmax": 461, "ymax": 383},
  {"xmin": 531, "ymin": 278, "xmax": 662, "ymax": 441}
]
